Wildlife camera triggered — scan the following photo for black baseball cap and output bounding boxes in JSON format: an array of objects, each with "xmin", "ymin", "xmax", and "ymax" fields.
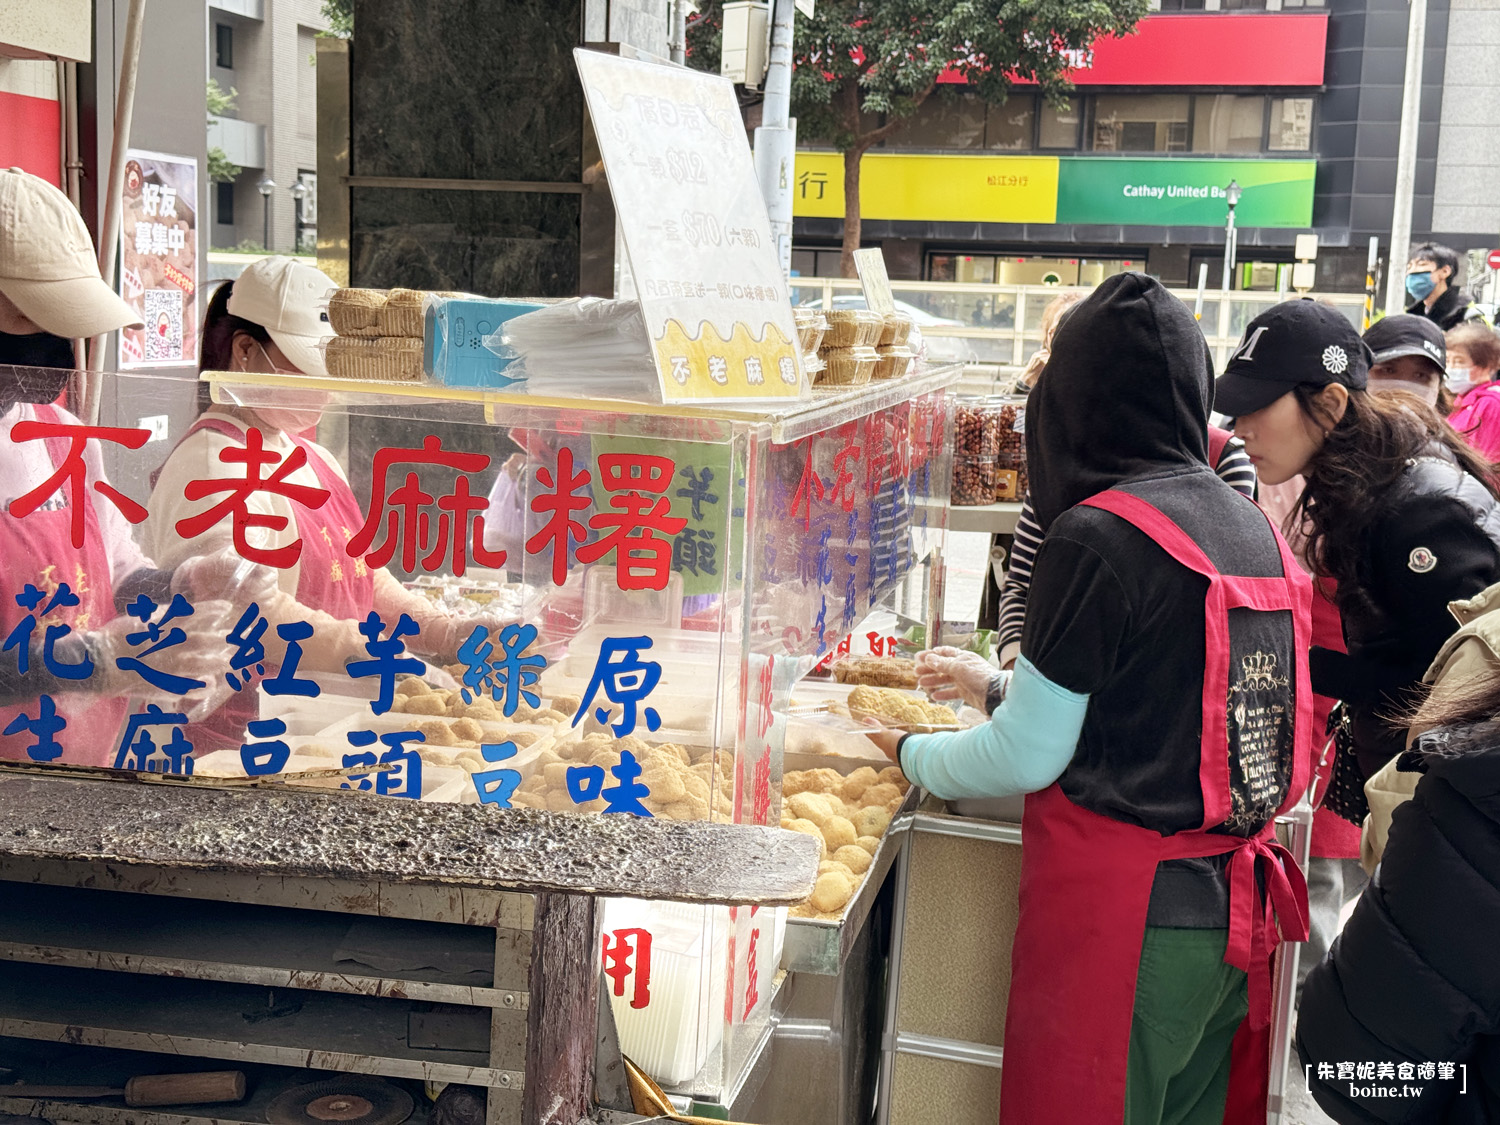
[
  {"xmin": 1362, "ymin": 313, "xmax": 1446, "ymax": 373},
  {"xmin": 1214, "ymin": 299, "xmax": 1372, "ymax": 418}
]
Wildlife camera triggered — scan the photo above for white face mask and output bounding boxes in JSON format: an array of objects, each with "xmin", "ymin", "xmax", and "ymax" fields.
[
  {"xmin": 252, "ymin": 386, "xmax": 329, "ymax": 435},
  {"xmin": 1372, "ymin": 378, "xmax": 1440, "ymax": 408},
  {"xmin": 1446, "ymin": 366, "xmax": 1474, "ymax": 393}
]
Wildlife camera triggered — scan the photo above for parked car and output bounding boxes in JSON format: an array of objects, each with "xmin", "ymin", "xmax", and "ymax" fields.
[{"xmin": 802, "ymin": 294, "xmax": 979, "ymax": 365}]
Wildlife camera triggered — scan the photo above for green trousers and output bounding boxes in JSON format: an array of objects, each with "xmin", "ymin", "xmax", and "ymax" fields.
[{"xmin": 1125, "ymin": 926, "xmax": 1249, "ymax": 1125}]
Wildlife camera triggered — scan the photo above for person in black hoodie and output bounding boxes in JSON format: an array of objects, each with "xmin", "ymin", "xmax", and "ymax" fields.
[
  {"xmin": 1219, "ymin": 300, "xmax": 1500, "ymax": 787},
  {"xmin": 1405, "ymin": 243, "xmax": 1487, "ymax": 332},
  {"xmin": 872, "ymin": 273, "xmax": 1313, "ymax": 1124},
  {"xmin": 1298, "ymin": 676, "xmax": 1500, "ymax": 1122}
]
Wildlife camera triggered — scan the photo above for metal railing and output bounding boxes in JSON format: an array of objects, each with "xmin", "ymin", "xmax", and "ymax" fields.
[{"xmin": 790, "ymin": 277, "xmax": 1367, "ymax": 377}]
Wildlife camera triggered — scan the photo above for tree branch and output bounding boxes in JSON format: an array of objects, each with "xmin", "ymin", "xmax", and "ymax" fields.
[{"xmin": 852, "ymin": 79, "xmax": 938, "ymax": 149}]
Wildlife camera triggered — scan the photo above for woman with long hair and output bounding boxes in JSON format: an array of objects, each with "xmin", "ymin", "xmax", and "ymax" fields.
[
  {"xmin": 144, "ymin": 257, "xmax": 485, "ymax": 754},
  {"xmin": 1218, "ymin": 299, "xmax": 1500, "ymax": 785}
]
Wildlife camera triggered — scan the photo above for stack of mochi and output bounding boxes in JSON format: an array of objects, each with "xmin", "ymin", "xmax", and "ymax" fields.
[{"xmin": 326, "ymin": 288, "xmax": 449, "ymax": 381}]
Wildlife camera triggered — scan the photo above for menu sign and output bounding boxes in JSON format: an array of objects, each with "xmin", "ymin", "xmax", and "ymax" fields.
[
  {"xmin": 574, "ymin": 49, "xmax": 803, "ymax": 404},
  {"xmin": 118, "ymin": 150, "xmax": 198, "ymax": 369},
  {"xmin": 853, "ymin": 247, "xmax": 895, "ymax": 317}
]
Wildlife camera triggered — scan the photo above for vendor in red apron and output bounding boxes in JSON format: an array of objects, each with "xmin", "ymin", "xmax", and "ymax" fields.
[
  {"xmin": 144, "ymin": 257, "xmax": 481, "ymax": 751},
  {"xmin": 0, "ymin": 168, "xmax": 243, "ymax": 765},
  {"xmin": 872, "ymin": 273, "xmax": 1313, "ymax": 1124}
]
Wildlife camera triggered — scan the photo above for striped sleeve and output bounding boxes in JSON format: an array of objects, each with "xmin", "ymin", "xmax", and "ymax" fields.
[
  {"xmin": 995, "ymin": 494, "xmax": 1044, "ymax": 666},
  {"xmin": 1215, "ymin": 437, "xmax": 1258, "ymax": 499}
]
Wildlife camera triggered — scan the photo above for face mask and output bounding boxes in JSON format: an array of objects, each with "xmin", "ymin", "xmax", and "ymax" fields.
[
  {"xmin": 1373, "ymin": 378, "xmax": 1439, "ymax": 407},
  {"xmin": 1446, "ymin": 366, "xmax": 1474, "ymax": 393},
  {"xmin": 1406, "ymin": 271, "xmax": 1436, "ymax": 301},
  {"xmin": 0, "ymin": 330, "xmax": 76, "ymax": 371},
  {"xmin": 251, "ymin": 385, "xmax": 328, "ymax": 435}
]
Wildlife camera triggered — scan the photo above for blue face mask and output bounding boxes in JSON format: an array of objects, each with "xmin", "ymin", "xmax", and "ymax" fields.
[{"xmin": 1406, "ymin": 270, "xmax": 1437, "ymax": 301}]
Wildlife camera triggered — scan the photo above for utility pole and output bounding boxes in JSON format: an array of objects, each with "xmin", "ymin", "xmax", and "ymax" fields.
[
  {"xmin": 1386, "ymin": 0, "xmax": 1427, "ymax": 316},
  {"xmin": 754, "ymin": 0, "xmax": 796, "ymax": 279}
]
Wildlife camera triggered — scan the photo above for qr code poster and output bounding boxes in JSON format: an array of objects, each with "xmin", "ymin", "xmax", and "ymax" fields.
[
  {"xmin": 143, "ymin": 289, "xmax": 184, "ymax": 363},
  {"xmin": 118, "ymin": 149, "xmax": 198, "ymax": 369}
]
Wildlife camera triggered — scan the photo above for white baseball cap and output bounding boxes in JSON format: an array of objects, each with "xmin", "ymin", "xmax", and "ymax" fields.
[
  {"xmin": 0, "ymin": 167, "xmax": 144, "ymax": 338},
  {"xmin": 226, "ymin": 255, "xmax": 337, "ymax": 377}
]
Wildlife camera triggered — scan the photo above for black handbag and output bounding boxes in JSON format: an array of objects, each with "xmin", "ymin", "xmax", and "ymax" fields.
[{"xmin": 1312, "ymin": 702, "xmax": 1370, "ymax": 826}]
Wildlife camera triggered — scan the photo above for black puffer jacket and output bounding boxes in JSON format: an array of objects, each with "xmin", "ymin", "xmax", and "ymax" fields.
[
  {"xmin": 1409, "ymin": 286, "xmax": 1485, "ymax": 332},
  {"xmin": 1298, "ymin": 720, "xmax": 1500, "ymax": 1123},
  {"xmin": 1311, "ymin": 455, "xmax": 1500, "ymax": 779}
]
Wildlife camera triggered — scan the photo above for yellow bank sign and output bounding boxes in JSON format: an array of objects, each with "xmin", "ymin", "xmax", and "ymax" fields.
[{"xmin": 793, "ymin": 152, "xmax": 1059, "ymax": 225}]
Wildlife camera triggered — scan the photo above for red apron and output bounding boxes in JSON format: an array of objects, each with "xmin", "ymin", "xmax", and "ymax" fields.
[
  {"xmin": 181, "ymin": 416, "xmax": 375, "ymax": 751},
  {"xmin": 0, "ymin": 405, "xmax": 127, "ymax": 766},
  {"xmin": 999, "ymin": 488, "xmax": 1313, "ymax": 1125}
]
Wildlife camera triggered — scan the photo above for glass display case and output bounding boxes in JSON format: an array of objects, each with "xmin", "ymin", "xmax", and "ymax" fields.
[{"xmin": 0, "ymin": 361, "xmax": 956, "ymax": 1106}]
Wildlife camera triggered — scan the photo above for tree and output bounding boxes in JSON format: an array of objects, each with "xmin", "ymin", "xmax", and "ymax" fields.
[
  {"xmin": 320, "ymin": 0, "xmax": 352, "ymax": 37},
  {"xmin": 691, "ymin": 0, "xmax": 1149, "ymax": 276},
  {"xmin": 206, "ymin": 79, "xmax": 241, "ymax": 186}
]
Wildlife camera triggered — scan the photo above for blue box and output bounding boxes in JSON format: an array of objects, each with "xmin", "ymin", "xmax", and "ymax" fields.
[{"xmin": 423, "ymin": 296, "xmax": 545, "ymax": 388}]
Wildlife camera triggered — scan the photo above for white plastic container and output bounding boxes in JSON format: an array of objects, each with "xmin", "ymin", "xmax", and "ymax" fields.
[{"xmin": 599, "ymin": 897, "xmax": 729, "ymax": 1087}]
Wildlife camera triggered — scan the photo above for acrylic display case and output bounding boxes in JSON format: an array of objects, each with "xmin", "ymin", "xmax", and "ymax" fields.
[{"xmin": 0, "ymin": 361, "xmax": 956, "ymax": 1106}]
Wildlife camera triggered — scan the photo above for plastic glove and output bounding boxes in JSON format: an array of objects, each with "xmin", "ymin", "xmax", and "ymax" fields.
[
  {"xmin": 170, "ymin": 548, "xmax": 281, "ymax": 611},
  {"xmin": 916, "ymin": 646, "xmax": 1002, "ymax": 712},
  {"xmin": 87, "ymin": 599, "xmax": 238, "ymax": 721},
  {"xmin": 410, "ymin": 613, "xmax": 514, "ymax": 665}
]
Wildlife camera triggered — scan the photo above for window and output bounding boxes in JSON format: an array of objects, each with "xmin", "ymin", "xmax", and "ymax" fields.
[
  {"xmin": 215, "ymin": 180, "xmax": 235, "ymax": 226},
  {"xmin": 1268, "ymin": 97, "xmax": 1314, "ymax": 151},
  {"xmin": 1038, "ymin": 98, "xmax": 1081, "ymax": 149},
  {"xmin": 215, "ymin": 23, "xmax": 233, "ymax": 70},
  {"xmin": 1192, "ymin": 95, "xmax": 1266, "ymax": 153},
  {"xmin": 1221, "ymin": 0, "xmax": 1269, "ymax": 8},
  {"xmin": 889, "ymin": 94, "xmax": 987, "ymax": 150},
  {"xmin": 1092, "ymin": 94, "xmax": 1190, "ymax": 152},
  {"xmin": 1156, "ymin": 0, "xmax": 1206, "ymax": 9},
  {"xmin": 986, "ymin": 98, "xmax": 1035, "ymax": 150}
]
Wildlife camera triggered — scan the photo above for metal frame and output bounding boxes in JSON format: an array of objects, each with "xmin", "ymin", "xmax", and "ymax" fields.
[{"xmin": 1267, "ymin": 798, "xmax": 1315, "ymax": 1125}]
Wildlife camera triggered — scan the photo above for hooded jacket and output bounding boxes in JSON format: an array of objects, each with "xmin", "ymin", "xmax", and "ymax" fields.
[
  {"xmin": 1298, "ymin": 718, "xmax": 1500, "ymax": 1124},
  {"xmin": 1021, "ymin": 273, "xmax": 1302, "ymax": 921},
  {"xmin": 1408, "ymin": 284, "xmax": 1485, "ymax": 333}
]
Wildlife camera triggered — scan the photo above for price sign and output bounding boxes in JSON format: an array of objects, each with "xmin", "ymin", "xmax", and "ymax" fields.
[
  {"xmin": 574, "ymin": 49, "xmax": 804, "ymax": 403},
  {"xmin": 852, "ymin": 247, "xmax": 896, "ymax": 317}
]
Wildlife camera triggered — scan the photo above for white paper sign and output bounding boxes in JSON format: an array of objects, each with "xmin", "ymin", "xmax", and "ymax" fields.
[{"xmin": 575, "ymin": 49, "xmax": 804, "ymax": 403}]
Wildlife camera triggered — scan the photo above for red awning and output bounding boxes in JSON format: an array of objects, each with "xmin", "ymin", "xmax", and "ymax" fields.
[{"xmin": 939, "ymin": 13, "xmax": 1328, "ymax": 88}]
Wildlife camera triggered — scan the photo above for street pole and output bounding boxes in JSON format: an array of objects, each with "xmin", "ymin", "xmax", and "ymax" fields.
[
  {"xmin": 1386, "ymin": 0, "xmax": 1427, "ymax": 316},
  {"xmin": 754, "ymin": 0, "xmax": 796, "ymax": 279},
  {"xmin": 669, "ymin": 0, "xmax": 687, "ymax": 64},
  {"xmin": 1363, "ymin": 235, "xmax": 1380, "ymax": 330},
  {"xmin": 1220, "ymin": 203, "xmax": 1237, "ymax": 292}
]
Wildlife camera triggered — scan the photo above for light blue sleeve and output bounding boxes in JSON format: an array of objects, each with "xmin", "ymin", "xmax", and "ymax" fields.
[{"xmin": 898, "ymin": 655, "xmax": 1088, "ymax": 800}]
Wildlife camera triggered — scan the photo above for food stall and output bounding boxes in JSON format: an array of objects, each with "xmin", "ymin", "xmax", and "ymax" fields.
[{"xmin": 0, "ymin": 46, "xmax": 974, "ymax": 1125}]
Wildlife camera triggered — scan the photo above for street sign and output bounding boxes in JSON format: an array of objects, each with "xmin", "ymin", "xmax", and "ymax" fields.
[
  {"xmin": 795, "ymin": 0, "xmax": 816, "ymax": 15},
  {"xmin": 1487, "ymin": 248, "xmax": 1500, "ymax": 271}
]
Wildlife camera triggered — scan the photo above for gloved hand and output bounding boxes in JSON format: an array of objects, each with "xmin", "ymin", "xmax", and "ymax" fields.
[
  {"xmin": 170, "ymin": 548, "xmax": 281, "ymax": 610},
  {"xmin": 410, "ymin": 612, "xmax": 514, "ymax": 665},
  {"xmin": 87, "ymin": 599, "xmax": 238, "ymax": 721},
  {"xmin": 916, "ymin": 646, "xmax": 1003, "ymax": 712}
]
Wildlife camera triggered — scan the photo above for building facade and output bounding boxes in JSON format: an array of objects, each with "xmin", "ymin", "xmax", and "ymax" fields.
[
  {"xmin": 208, "ymin": 0, "xmax": 326, "ymax": 252},
  {"xmin": 793, "ymin": 0, "xmax": 1494, "ymax": 299}
]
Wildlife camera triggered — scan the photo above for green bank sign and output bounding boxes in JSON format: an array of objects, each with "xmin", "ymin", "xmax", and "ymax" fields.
[{"xmin": 1056, "ymin": 158, "xmax": 1316, "ymax": 228}]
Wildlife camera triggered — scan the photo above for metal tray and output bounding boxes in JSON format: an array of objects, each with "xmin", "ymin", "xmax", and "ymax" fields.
[{"xmin": 781, "ymin": 759, "xmax": 921, "ymax": 976}]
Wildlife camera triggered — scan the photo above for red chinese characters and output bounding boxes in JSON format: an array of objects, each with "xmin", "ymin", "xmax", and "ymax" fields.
[
  {"xmin": 576, "ymin": 454, "xmax": 687, "ymax": 591},
  {"xmin": 527, "ymin": 445, "xmax": 591, "ymax": 586},
  {"xmin": 789, "ymin": 437, "xmax": 826, "ymax": 531},
  {"xmin": 348, "ymin": 436, "xmax": 506, "ymax": 576},
  {"xmin": 602, "ymin": 927, "xmax": 653, "ymax": 1010},
  {"xmin": 177, "ymin": 427, "xmax": 330, "ymax": 567},
  {"xmin": 828, "ymin": 423, "xmax": 863, "ymax": 515},
  {"xmin": 9, "ymin": 421, "xmax": 150, "ymax": 548}
]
